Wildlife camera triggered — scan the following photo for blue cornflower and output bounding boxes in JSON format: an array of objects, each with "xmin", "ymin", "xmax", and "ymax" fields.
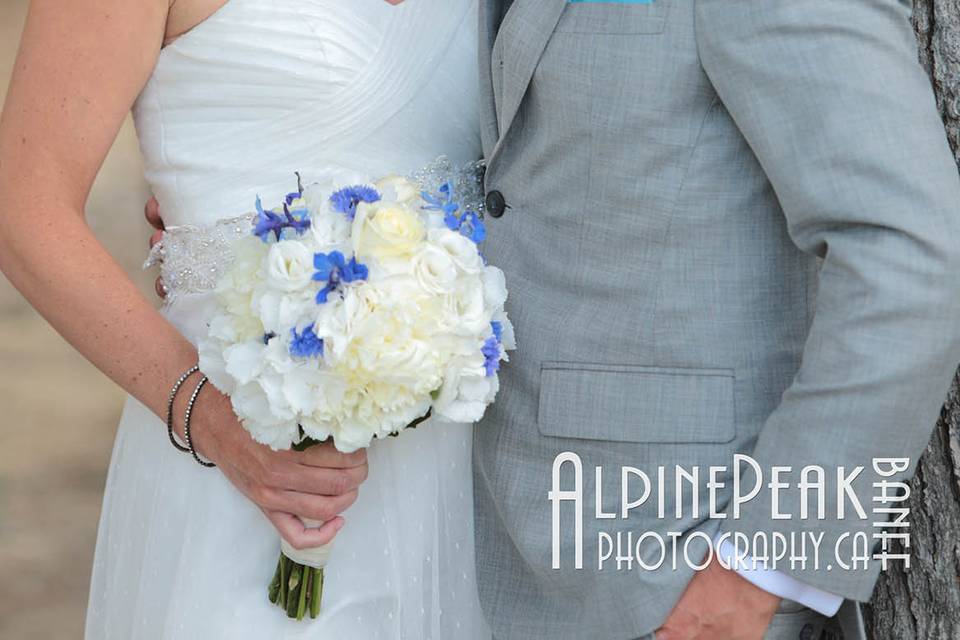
[
  {"xmin": 313, "ymin": 251, "xmax": 369, "ymax": 303},
  {"xmin": 289, "ymin": 323, "xmax": 324, "ymax": 358},
  {"xmin": 329, "ymin": 185, "xmax": 381, "ymax": 219},
  {"xmin": 481, "ymin": 336, "xmax": 501, "ymax": 377}
]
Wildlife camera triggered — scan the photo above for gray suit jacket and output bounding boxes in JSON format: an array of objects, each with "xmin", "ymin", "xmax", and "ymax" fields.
[{"xmin": 473, "ymin": 0, "xmax": 960, "ymax": 638}]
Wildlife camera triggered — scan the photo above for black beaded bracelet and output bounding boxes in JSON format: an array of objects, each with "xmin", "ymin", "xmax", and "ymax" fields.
[
  {"xmin": 166, "ymin": 364, "xmax": 199, "ymax": 453},
  {"xmin": 183, "ymin": 375, "xmax": 216, "ymax": 468}
]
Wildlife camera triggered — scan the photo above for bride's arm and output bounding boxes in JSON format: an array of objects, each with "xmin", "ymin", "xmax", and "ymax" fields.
[{"xmin": 0, "ymin": 0, "xmax": 363, "ymax": 548}]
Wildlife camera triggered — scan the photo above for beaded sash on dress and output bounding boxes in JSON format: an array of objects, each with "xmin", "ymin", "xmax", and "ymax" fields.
[{"xmin": 144, "ymin": 158, "xmax": 485, "ymax": 301}]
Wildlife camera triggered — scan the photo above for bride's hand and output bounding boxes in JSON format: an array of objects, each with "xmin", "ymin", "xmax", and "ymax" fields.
[
  {"xmin": 143, "ymin": 199, "xmax": 364, "ymax": 549},
  {"xmin": 189, "ymin": 388, "xmax": 368, "ymax": 550}
]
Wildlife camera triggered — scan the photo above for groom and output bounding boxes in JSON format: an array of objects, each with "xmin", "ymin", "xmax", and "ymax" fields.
[{"xmin": 471, "ymin": 0, "xmax": 960, "ymax": 638}]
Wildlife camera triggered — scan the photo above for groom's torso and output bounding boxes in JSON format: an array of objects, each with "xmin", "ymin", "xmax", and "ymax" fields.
[{"xmin": 474, "ymin": 1, "xmax": 819, "ymax": 638}]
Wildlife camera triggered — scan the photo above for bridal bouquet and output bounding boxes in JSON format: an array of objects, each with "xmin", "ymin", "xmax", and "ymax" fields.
[{"xmin": 198, "ymin": 166, "xmax": 514, "ymax": 620}]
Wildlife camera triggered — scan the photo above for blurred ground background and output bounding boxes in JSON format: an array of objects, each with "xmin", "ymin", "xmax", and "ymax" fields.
[{"xmin": 0, "ymin": 0, "xmax": 154, "ymax": 637}]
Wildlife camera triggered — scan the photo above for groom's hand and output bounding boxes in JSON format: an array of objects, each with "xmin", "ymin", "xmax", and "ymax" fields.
[{"xmin": 655, "ymin": 560, "xmax": 780, "ymax": 640}]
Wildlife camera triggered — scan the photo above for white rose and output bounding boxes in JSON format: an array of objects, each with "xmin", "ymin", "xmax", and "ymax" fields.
[
  {"xmin": 411, "ymin": 243, "xmax": 459, "ymax": 295},
  {"xmin": 428, "ymin": 228, "xmax": 484, "ymax": 275},
  {"xmin": 352, "ymin": 201, "xmax": 426, "ymax": 262},
  {"xmin": 265, "ymin": 240, "xmax": 315, "ymax": 292}
]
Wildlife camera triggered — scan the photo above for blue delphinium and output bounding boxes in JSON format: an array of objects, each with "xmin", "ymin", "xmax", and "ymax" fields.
[
  {"xmin": 283, "ymin": 202, "xmax": 311, "ymax": 236},
  {"xmin": 285, "ymin": 172, "xmax": 306, "ymax": 206},
  {"xmin": 329, "ymin": 185, "xmax": 381, "ymax": 220},
  {"xmin": 426, "ymin": 182, "xmax": 486, "ymax": 245},
  {"xmin": 481, "ymin": 321, "xmax": 505, "ymax": 377},
  {"xmin": 289, "ymin": 323, "xmax": 324, "ymax": 358},
  {"xmin": 457, "ymin": 211, "xmax": 486, "ymax": 244},
  {"xmin": 253, "ymin": 196, "xmax": 312, "ymax": 242},
  {"xmin": 423, "ymin": 182, "xmax": 460, "ymax": 217},
  {"xmin": 442, "ymin": 210, "xmax": 461, "ymax": 232},
  {"xmin": 253, "ymin": 196, "xmax": 287, "ymax": 242},
  {"xmin": 490, "ymin": 321, "xmax": 503, "ymax": 343},
  {"xmin": 481, "ymin": 336, "xmax": 501, "ymax": 377},
  {"xmin": 313, "ymin": 251, "xmax": 369, "ymax": 303}
]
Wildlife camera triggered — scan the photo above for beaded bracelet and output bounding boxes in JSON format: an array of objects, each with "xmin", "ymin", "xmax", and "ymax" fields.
[
  {"xmin": 166, "ymin": 364, "xmax": 199, "ymax": 453},
  {"xmin": 183, "ymin": 375, "xmax": 217, "ymax": 468}
]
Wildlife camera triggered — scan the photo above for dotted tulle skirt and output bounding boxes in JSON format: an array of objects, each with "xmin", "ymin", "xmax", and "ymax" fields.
[{"xmin": 84, "ymin": 294, "xmax": 492, "ymax": 639}]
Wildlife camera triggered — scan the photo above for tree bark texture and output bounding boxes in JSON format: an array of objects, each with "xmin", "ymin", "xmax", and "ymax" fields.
[{"xmin": 865, "ymin": 4, "xmax": 960, "ymax": 638}]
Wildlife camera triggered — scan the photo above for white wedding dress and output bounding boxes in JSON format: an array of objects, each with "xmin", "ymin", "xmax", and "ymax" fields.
[{"xmin": 85, "ymin": 1, "xmax": 490, "ymax": 638}]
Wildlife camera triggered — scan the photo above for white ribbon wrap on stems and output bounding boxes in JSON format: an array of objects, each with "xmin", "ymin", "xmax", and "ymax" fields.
[{"xmin": 280, "ymin": 518, "xmax": 334, "ymax": 569}]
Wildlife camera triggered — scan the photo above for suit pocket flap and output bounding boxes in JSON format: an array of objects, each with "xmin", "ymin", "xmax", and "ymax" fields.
[{"xmin": 537, "ymin": 362, "xmax": 735, "ymax": 443}]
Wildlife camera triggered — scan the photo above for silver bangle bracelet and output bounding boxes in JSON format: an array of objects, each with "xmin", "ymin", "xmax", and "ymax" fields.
[
  {"xmin": 166, "ymin": 364, "xmax": 199, "ymax": 453},
  {"xmin": 183, "ymin": 375, "xmax": 216, "ymax": 468}
]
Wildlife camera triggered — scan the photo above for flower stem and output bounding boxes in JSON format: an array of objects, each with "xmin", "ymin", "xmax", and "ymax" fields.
[
  {"xmin": 296, "ymin": 567, "xmax": 309, "ymax": 620},
  {"xmin": 310, "ymin": 567, "xmax": 323, "ymax": 619},
  {"xmin": 279, "ymin": 554, "xmax": 289, "ymax": 609},
  {"xmin": 269, "ymin": 552, "xmax": 324, "ymax": 620},
  {"xmin": 286, "ymin": 563, "xmax": 303, "ymax": 618},
  {"xmin": 268, "ymin": 556, "xmax": 282, "ymax": 604}
]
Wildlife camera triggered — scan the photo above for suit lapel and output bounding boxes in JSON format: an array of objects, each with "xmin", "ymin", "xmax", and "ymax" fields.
[
  {"xmin": 479, "ymin": 0, "xmax": 503, "ymax": 155},
  {"xmin": 490, "ymin": 0, "xmax": 567, "ymax": 161}
]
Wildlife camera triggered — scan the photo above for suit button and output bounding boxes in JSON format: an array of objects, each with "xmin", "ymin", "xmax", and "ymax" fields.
[
  {"xmin": 799, "ymin": 623, "xmax": 815, "ymax": 640},
  {"xmin": 485, "ymin": 190, "xmax": 507, "ymax": 218}
]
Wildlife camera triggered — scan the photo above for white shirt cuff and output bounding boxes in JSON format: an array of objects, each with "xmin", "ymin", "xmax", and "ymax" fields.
[{"xmin": 713, "ymin": 534, "xmax": 844, "ymax": 617}]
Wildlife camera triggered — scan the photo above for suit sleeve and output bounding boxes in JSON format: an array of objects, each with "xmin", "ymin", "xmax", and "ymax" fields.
[{"xmin": 695, "ymin": 0, "xmax": 960, "ymax": 600}]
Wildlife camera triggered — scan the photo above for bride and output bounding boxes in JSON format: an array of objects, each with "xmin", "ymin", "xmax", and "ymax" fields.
[{"xmin": 0, "ymin": 0, "xmax": 490, "ymax": 637}]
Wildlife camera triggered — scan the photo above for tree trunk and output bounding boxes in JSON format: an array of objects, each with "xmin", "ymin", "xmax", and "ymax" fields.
[{"xmin": 865, "ymin": 4, "xmax": 960, "ymax": 637}]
